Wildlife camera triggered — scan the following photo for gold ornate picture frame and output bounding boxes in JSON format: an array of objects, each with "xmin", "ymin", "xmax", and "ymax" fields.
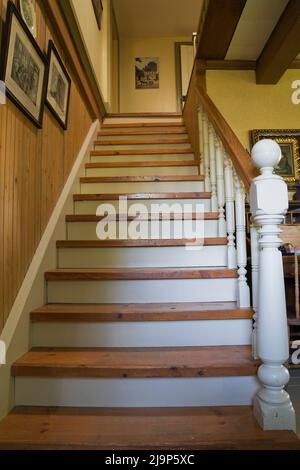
[{"xmin": 251, "ymin": 129, "xmax": 300, "ymax": 185}]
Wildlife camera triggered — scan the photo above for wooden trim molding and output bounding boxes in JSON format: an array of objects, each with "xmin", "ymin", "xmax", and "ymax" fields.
[
  {"xmin": 42, "ymin": 0, "xmax": 106, "ymax": 120},
  {"xmin": 195, "ymin": 85, "xmax": 257, "ymax": 189},
  {"xmin": 196, "ymin": 0, "xmax": 247, "ymax": 60},
  {"xmin": 205, "ymin": 60, "xmax": 256, "ymax": 70},
  {"xmin": 256, "ymin": 0, "xmax": 300, "ymax": 84}
]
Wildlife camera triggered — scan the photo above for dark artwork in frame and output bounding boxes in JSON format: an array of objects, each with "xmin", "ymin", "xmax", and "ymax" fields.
[
  {"xmin": 251, "ymin": 129, "xmax": 300, "ymax": 185},
  {"xmin": 45, "ymin": 40, "xmax": 71, "ymax": 130},
  {"xmin": 1, "ymin": 1, "xmax": 47, "ymax": 128}
]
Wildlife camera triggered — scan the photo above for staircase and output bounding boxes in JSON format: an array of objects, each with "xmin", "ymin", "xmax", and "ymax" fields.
[{"xmin": 0, "ymin": 114, "xmax": 299, "ymax": 450}]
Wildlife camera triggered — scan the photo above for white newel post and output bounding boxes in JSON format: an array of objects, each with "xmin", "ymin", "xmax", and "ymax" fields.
[
  {"xmin": 250, "ymin": 139, "xmax": 296, "ymax": 431},
  {"xmin": 234, "ymin": 170, "xmax": 250, "ymax": 308},
  {"xmin": 202, "ymin": 113, "xmax": 211, "ymax": 193},
  {"xmin": 208, "ymin": 124, "xmax": 218, "ymax": 212},
  {"xmin": 250, "ymin": 222, "xmax": 259, "ymax": 359},
  {"xmin": 215, "ymin": 138, "xmax": 226, "ymax": 237},
  {"xmin": 224, "ymin": 154, "xmax": 237, "ymax": 269},
  {"xmin": 197, "ymin": 107, "xmax": 204, "ymax": 175}
]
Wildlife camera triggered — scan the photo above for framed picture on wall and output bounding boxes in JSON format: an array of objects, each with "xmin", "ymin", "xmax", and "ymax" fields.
[
  {"xmin": 1, "ymin": 1, "xmax": 47, "ymax": 128},
  {"xmin": 18, "ymin": 0, "xmax": 37, "ymax": 38},
  {"xmin": 135, "ymin": 57, "xmax": 159, "ymax": 89},
  {"xmin": 45, "ymin": 41, "xmax": 71, "ymax": 130},
  {"xmin": 92, "ymin": 0, "xmax": 103, "ymax": 30},
  {"xmin": 251, "ymin": 129, "xmax": 300, "ymax": 184}
]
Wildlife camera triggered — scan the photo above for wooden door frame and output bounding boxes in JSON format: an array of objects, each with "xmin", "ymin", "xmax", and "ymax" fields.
[{"xmin": 175, "ymin": 41, "xmax": 193, "ymax": 112}]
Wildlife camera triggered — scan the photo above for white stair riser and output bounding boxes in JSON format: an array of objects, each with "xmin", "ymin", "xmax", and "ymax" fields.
[
  {"xmin": 15, "ymin": 376, "xmax": 259, "ymax": 407},
  {"xmin": 80, "ymin": 181, "xmax": 204, "ymax": 194},
  {"xmin": 97, "ymin": 143, "xmax": 191, "ymax": 151},
  {"xmin": 67, "ymin": 220, "xmax": 219, "ymax": 240},
  {"xmin": 32, "ymin": 319, "xmax": 252, "ymax": 348},
  {"xmin": 47, "ymin": 278, "xmax": 237, "ymax": 303},
  {"xmin": 85, "ymin": 166, "xmax": 199, "ymax": 177},
  {"xmin": 75, "ymin": 199, "xmax": 211, "ymax": 215},
  {"xmin": 57, "ymin": 246, "xmax": 227, "ymax": 269},
  {"xmin": 98, "ymin": 133, "xmax": 189, "ymax": 141},
  {"xmin": 90, "ymin": 154, "xmax": 194, "ymax": 163}
]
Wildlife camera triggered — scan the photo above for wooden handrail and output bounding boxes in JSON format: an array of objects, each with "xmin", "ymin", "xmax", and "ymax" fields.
[{"xmin": 183, "ymin": 61, "xmax": 258, "ymax": 190}]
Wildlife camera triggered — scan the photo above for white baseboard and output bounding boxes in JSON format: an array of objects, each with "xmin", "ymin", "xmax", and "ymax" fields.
[{"xmin": 0, "ymin": 120, "xmax": 100, "ymax": 420}]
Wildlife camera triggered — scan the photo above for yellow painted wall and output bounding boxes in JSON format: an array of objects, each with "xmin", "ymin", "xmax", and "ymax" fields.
[
  {"xmin": 206, "ymin": 70, "xmax": 300, "ymax": 151},
  {"xmin": 70, "ymin": 0, "xmax": 113, "ymax": 108},
  {"xmin": 120, "ymin": 37, "xmax": 190, "ymax": 113}
]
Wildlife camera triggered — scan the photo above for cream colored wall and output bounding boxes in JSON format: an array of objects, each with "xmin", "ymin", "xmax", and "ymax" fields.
[
  {"xmin": 120, "ymin": 37, "xmax": 190, "ymax": 112},
  {"xmin": 70, "ymin": 0, "xmax": 113, "ymax": 108},
  {"xmin": 206, "ymin": 70, "xmax": 300, "ymax": 151}
]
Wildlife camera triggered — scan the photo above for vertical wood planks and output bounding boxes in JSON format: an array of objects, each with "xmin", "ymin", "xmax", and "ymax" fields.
[{"xmin": 0, "ymin": 0, "xmax": 93, "ymax": 331}]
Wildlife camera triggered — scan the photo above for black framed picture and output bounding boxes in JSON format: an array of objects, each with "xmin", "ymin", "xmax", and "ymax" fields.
[
  {"xmin": 92, "ymin": 0, "xmax": 103, "ymax": 30},
  {"xmin": 45, "ymin": 40, "xmax": 71, "ymax": 130},
  {"xmin": 1, "ymin": 1, "xmax": 47, "ymax": 128}
]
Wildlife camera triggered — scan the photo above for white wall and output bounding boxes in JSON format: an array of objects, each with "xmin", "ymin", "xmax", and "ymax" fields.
[
  {"xmin": 120, "ymin": 37, "xmax": 190, "ymax": 113},
  {"xmin": 70, "ymin": 0, "xmax": 113, "ymax": 109}
]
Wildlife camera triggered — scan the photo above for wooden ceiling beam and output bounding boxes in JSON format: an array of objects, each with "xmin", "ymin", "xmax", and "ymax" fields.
[
  {"xmin": 196, "ymin": 0, "xmax": 247, "ymax": 60},
  {"xmin": 256, "ymin": 0, "xmax": 300, "ymax": 84}
]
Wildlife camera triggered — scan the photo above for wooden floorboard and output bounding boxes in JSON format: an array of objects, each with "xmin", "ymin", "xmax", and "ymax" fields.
[
  {"xmin": 44, "ymin": 268, "xmax": 238, "ymax": 281},
  {"xmin": 90, "ymin": 149, "xmax": 194, "ymax": 156},
  {"xmin": 101, "ymin": 122, "xmax": 185, "ymax": 129},
  {"xmin": 95, "ymin": 139, "xmax": 190, "ymax": 146},
  {"xmin": 74, "ymin": 192, "xmax": 210, "ymax": 201},
  {"xmin": 11, "ymin": 345, "xmax": 257, "ymax": 378},
  {"xmin": 80, "ymin": 175, "xmax": 204, "ymax": 183},
  {"xmin": 65, "ymin": 212, "xmax": 219, "ymax": 222},
  {"xmin": 98, "ymin": 130, "xmax": 187, "ymax": 137},
  {"xmin": 0, "ymin": 406, "xmax": 300, "ymax": 451},
  {"xmin": 0, "ymin": 406, "xmax": 298, "ymax": 450},
  {"xmin": 86, "ymin": 160, "xmax": 199, "ymax": 168},
  {"xmin": 30, "ymin": 302, "xmax": 254, "ymax": 323},
  {"xmin": 56, "ymin": 238, "xmax": 227, "ymax": 248},
  {"xmin": 106, "ymin": 113, "xmax": 183, "ymax": 118}
]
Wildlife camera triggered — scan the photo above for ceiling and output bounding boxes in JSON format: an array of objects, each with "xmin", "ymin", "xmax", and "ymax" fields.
[
  {"xmin": 226, "ymin": 0, "xmax": 289, "ymax": 60},
  {"xmin": 112, "ymin": 0, "xmax": 204, "ymax": 38}
]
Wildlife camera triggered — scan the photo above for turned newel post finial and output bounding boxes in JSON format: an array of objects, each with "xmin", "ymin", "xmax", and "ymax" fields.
[{"xmin": 250, "ymin": 139, "xmax": 296, "ymax": 431}]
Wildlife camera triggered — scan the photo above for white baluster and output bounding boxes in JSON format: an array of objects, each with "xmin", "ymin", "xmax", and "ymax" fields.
[
  {"xmin": 250, "ymin": 221, "xmax": 259, "ymax": 359},
  {"xmin": 250, "ymin": 139, "xmax": 296, "ymax": 431},
  {"xmin": 224, "ymin": 154, "xmax": 237, "ymax": 269},
  {"xmin": 208, "ymin": 124, "xmax": 218, "ymax": 212},
  {"xmin": 215, "ymin": 137, "xmax": 226, "ymax": 237},
  {"xmin": 197, "ymin": 107, "xmax": 204, "ymax": 175},
  {"xmin": 202, "ymin": 113, "xmax": 211, "ymax": 193},
  {"xmin": 234, "ymin": 170, "xmax": 250, "ymax": 308}
]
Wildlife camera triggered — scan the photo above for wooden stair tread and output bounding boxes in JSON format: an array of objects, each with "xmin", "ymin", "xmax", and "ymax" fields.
[
  {"xmin": 90, "ymin": 148, "xmax": 194, "ymax": 156},
  {"xmin": 0, "ymin": 406, "xmax": 298, "ymax": 450},
  {"xmin": 74, "ymin": 192, "xmax": 211, "ymax": 201},
  {"xmin": 66, "ymin": 212, "xmax": 219, "ymax": 222},
  {"xmin": 95, "ymin": 138, "xmax": 190, "ymax": 145},
  {"xmin": 106, "ymin": 112, "xmax": 182, "ymax": 118},
  {"xmin": 86, "ymin": 160, "xmax": 199, "ymax": 168},
  {"xmin": 12, "ymin": 345, "xmax": 257, "ymax": 378},
  {"xmin": 102, "ymin": 122, "xmax": 185, "ymax": 129},
  {"xmin": 80, "ymin": 175, "xmax": 204, "ymax": 183},
  {"xmin": 98, "ymin": 130, "xmax": 187, "ymax": 136},
  {"xmin": 57, "ymin": 238, "xmax": 227, "ymax": 248},
  {"xmin": 31, "ymin": 302, "xmax": 254, "ymax": 322},
  {"xmin": 45, "ymin": 268, "xmax": 238, "ymax": 281}
]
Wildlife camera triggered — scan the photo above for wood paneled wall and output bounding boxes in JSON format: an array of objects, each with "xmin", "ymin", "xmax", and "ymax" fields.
[{"xmin": 0, "ymin": 0, "xmax": 94, "ymax": 331}]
